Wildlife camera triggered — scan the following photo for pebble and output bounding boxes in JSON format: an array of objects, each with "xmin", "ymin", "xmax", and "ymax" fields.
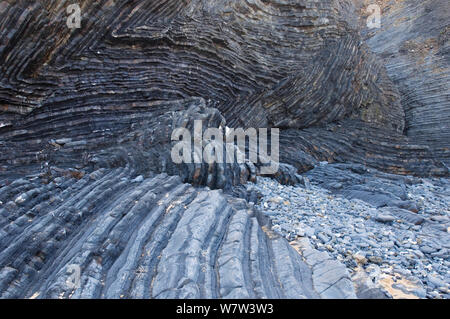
[
  {"xmin": 317, "ymin": 233, "xmax": 330, "ymax": 243},
  {"xmin": 420, "ymin": 246, "xmax": 437, "ymax": 254}
]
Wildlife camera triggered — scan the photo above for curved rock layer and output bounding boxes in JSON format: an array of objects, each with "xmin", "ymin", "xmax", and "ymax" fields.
[
  {"xmin": 356, "ymin": 0, "xmax": 450, "ymax": 165},
  {"xmin": 0, "ymin": 0, "xmax": 448, "ymax": 178},
  {"xmin": 279, "ymin": 119, "xmax": 449, "ymax": 177},
  {"xmin": 0, "ymin": 169, "xmax": 355, "ymax": 299}
]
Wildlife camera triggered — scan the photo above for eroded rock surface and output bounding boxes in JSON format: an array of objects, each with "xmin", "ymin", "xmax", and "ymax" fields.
[
  {"xmin": 0, "ymin": 169, "xmax": 355, "ymax": 299},
  {"xmin": 356, "ymin": 0, "xmax": 450, "ymax": 166},
  {"xmin": 0, "ymin": 0, "xmax": 448, "ymax": 177}
]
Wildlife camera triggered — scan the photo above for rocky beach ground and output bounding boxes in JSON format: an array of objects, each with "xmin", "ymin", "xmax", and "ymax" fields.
[{"xmin": 249, "ymin": 163, "xmax": 450, "ymax": 299}]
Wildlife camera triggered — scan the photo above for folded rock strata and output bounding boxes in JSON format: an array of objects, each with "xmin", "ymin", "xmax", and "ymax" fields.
[
  {"xmin": 0, "ymin": 0, "xmax": 448, "ymax": 299},
  {"xmin": 0, "ymin": 0, "xmax": 447, "ymax": 177}
]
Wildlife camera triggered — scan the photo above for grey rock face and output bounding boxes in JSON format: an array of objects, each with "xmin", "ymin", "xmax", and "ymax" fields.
[
  {"xmin": 0, "ymin": 0, "xmax": 448, "ymax": 178},
  {"xmin": 0, "ymin": 0, "xmax": 448, "ymax": 300},
  {"xmin": 252, "ymin": 164, "xmax": 449, "ymax": 299}
]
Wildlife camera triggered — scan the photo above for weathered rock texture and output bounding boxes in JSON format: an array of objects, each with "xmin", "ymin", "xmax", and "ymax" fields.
[
  {"xmin": 0, "ymin": 170, "xmax": 355, "ymax": 299},
  {"xmin": 356, "ymin": 0, "xmax": 450, "ymax": 166},
  {"xmin": 0, "ymin": 0, "xmax": 448, "ymax": 299}
]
